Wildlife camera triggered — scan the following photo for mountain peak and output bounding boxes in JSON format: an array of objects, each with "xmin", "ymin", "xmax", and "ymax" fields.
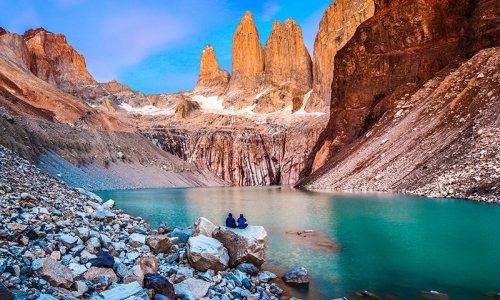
[
  {"xmin": 23, "ymin": 28, "xmax": 55, "ymax": 40},
  {"xmin": 263, "ymin": 16, "xmax": 312, "ymax": 91},
  {"xmin": 194, "ymin": 44, "xmax": 230, "ymax": 95}
]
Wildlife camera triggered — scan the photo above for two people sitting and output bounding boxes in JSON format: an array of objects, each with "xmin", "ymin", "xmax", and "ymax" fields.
[{"xmin": 226, "ymin": 213, "xmax": 248, "ymax": 229}]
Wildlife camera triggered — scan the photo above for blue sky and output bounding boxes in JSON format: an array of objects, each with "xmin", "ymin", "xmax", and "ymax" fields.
[{"xmin": 0, "ymin": 0, "xmax": 330, "ymax": 94}]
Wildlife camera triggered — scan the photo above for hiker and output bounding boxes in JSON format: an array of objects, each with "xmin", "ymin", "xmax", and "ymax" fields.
[
  {"xmin": 237, "ymin": 214, "xmax": 248, "ymax": 229},
  {"xmin": 226, "ymin": 213, "xmax": 237, "ymax": 228}
]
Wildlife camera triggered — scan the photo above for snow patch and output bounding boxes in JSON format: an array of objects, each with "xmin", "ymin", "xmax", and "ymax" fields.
[
  {"xmin": 293, "ymin": 90, "xmax": 327, "ymax": 116},
  {"xmin": 192, "ymin": 95, "xmax": 224, "ymax": 111},
  {"xmin": 119, "ymin": 102, "xmax": 175, "ymax": 116}
]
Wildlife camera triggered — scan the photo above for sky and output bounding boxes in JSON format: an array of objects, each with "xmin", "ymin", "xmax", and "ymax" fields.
[{"xmin": 0, "ymin": 0, "xmax": 331, "ymax": 94}]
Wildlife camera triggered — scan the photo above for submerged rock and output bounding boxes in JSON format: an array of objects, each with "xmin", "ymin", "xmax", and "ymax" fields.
[
  {"xmin": 212, "ymin": 225, "xmax": 268, "ymax": 267},
  {"xmin": 282, "ymin": 266, "xmax": 310, "ymax": 284},
  {"xmin": 187, "ymin": 235, "xmax": 229, "ymax": 272}
]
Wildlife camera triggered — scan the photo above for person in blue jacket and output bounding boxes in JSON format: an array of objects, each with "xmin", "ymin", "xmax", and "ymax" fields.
[
  {"xmin": 237, "ymin": 214, "xmax": 248, "ymax": 229},
  {"xmin": 225, "ymin": 213, "xmax": 236, "ymax": 228}
]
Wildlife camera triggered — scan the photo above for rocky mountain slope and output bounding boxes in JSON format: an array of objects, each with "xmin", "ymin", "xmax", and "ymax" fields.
[
  {"xmin": 0, "ymin": 28, "xmax": 224, "ymax": 190},
  {"xmin": 298, "ymin": 0, "xmax": 500, "ymax": 202}
]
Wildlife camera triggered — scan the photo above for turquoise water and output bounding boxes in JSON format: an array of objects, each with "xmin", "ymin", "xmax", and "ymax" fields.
[{"xmin": 96, "ymin": 186, "xmax": 500, "ymax": 299}]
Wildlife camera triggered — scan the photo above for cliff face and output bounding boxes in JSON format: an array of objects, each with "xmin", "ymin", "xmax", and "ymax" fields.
[
  {"xmin": 229, "ymin": 11, "xmax": 265, "ymax": 93},
  {"xmin": 305, "ymin": 0, "xmax": 473, "ymax": 173},
  {"xmin": 263, "ymin": 19, "xmax": 312, "ymax": 92},
  {"xmin": 305, "ymin": 0, "xmax": 375, "ymax": 112},
  {"xmin": 23, "ymin": 28, "xmax": 96, "ymax": 88},
  {"xmin": 299, "ymin": 0, "xmax": 500, "ymax": 201},
  {"xmin": 193, "ymin": 44, "xmax": 230, "ymax": 95},
  {"xmin": 142, "ymin": 115, "xmax": 326, "ymax": 186},
  {"xmin": 300, "ymin": 47, "xmax": 500, "ymax": 202}
]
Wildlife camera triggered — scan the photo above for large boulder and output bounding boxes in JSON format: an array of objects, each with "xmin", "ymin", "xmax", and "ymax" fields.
[
  {"xmin": 282, "ymin": 266, "xmax": 310, "ymax": 284},
  {"xmin": 174, "ymin": 278, "xmax": 210, "ymax": 300},
  {"xmin": 192, "ymin": 217, "xmax": 217, "ymax": 237},
  {"xmin": 32, "ymin": 257, "xmax": 73, "ymax": 288},
  {"xmin": 212, "ymin": 225, "xmax": 268, "ymax": 267},
  {"xmin": 186, "ymin": 235, "xmax": 229, "ymax": 272}
]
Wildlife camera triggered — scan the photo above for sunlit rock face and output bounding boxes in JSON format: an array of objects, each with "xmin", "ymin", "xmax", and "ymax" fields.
[
  {"xmin": 229, "ymin": 11, "xmax": 265, "ymax": 93},
  {"xmin": 23, "ymin": 28, "xmax": 96, "ymax": 88},
  {"xmin": 305, "ymin": 0, "xmax": 375, "ymax": 113},
  {"xmin": 193, "ymin": 44, "xmax": 230, "ymax": 96},
  {"xmin": 298, "ymin": 0, "xmax": 500, "ymax": 202},
  {"xmin": 263, "ymin": 19, "xmax": 312, "ymax": 92}
]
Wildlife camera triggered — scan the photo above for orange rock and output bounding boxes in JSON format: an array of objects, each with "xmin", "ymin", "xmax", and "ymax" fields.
[
  {"xmin": 263, "ymin": 19, "xmax": 312, "ymax": 92},
  {"xmin": 229, "ymin": 11, "xmax": 264, "ymax": 92},
  {"xmin": 23, "ymin": 28, "xmax": 96, "ymax": 88},
  {"xmin": 305, "ymin": 0, "xmax": 375, "ymax": 112},
  {"xmin": 194, "ymin": 44, "xmax": 230, "ymax": 96}
]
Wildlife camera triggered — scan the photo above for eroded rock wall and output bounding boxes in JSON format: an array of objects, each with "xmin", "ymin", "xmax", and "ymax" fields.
[
  {"xmin": 142, "ymin": 117, "xmax": 326, "ymax": 186},
  {"xmin": 303, "ymin": 0, "xmax": 474, "ymax": 174},
  {"xmin": 305, "ymin": 0, "xmax": 375, "ymax": 112}
]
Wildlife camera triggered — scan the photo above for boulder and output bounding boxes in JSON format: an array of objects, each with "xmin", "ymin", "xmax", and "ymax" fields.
[
  {"xmin": 169, "ymin": 228, "xmax": 191, "ymax": 244},
  {"xmin": 0, "ymin": 281, "xmax": 14, "ymax": 300},
  {"xmin": 84, "ymin": 267, "xmax": 118, "ymax": 284},
  {"xmin": 146, "ymin": 235, "xmax": 177, "ymax": 254},
  {"xmin": 186, "ymin": 235, "xmax": 229, "ymax": 272},
  {"xmin": 124, "ymin": 256, "xmax": 160, "ymax": 286},
  {"xmin": 212, "ymin": 225, "xmax": 268, "ymax": 267},
  {"xmin": 33, "ymin": 257, "xmax": 73, "ymax": 288},
  {"xmin": 282, "ymin": 266, "xmax": 310, "ymax": 284},
  {"xmin": 193, "ymin": 217, "xmax": 217, "ymax": 237},
  {"xmin": 128, "ymin": 233, "xmax": 146, "ymax": 247},
  {"xmin": 89, "ymin": 250, "xmax": 115, "ymax": 268},
  {"xmin": 57, "ymin": 234, "xmax": 78, "ymax": 248},
  {"xmin": 174, "ymin": 278, "xmax": 210, "ymax": 300},
  {"xmin": 236, "ymin": 263, "xmax": 259, "ymax": 276},
  {"xmin": 144, "ymin": 273, "xmax": 175, "ymax": 299}
]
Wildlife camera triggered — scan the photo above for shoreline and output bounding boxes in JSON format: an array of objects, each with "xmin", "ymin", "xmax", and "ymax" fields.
[{"xmin": 0, "ymin": 145, "xmax": 292, "ymax": 300}]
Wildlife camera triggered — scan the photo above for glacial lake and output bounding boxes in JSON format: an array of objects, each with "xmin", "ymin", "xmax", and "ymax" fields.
[{"xmin": 96, "ymin": 186, "xmax": 500, "ymax": 299}]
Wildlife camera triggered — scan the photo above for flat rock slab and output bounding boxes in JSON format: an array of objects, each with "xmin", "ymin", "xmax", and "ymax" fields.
[{"xmin": 174, "ymin": 278, "xmax": 210, "ymax": 299}]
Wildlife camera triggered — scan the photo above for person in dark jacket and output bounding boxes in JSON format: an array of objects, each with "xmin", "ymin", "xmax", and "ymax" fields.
[
  {"xmin": 226, "ymin": 213, "xmax": 236, "ymax": 228},
  {"xmin": 237, "ymin": 214, "xmax": 248, "ymax": 229}
]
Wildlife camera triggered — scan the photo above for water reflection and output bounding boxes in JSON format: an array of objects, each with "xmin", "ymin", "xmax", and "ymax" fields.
[{"xmin": 96, "ymin": 187, "xmax": 500, "ymax": 300}]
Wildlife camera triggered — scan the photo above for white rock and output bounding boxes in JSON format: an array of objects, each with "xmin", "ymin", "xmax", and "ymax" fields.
[
  {"xmin": 128, "ymin": 233, "xmax": 146, "ymax": 247},
  {"xmin": 94, "ymin": 281, "xmax": 144, "ymax": 300},
  {"xmin": 187, "ymin": 235, "xmax": 229, "ymax": 272},
  {"xmin": 174, "ymin": 278, "xmax": 210, "ymax": 299},
  {"xmin": 213, "ymin": 225, "xmax": 268, "ymax": 267},
  {"xmin": 193, "ymin": 217, "xmax": 218, "ymax": 237}
]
